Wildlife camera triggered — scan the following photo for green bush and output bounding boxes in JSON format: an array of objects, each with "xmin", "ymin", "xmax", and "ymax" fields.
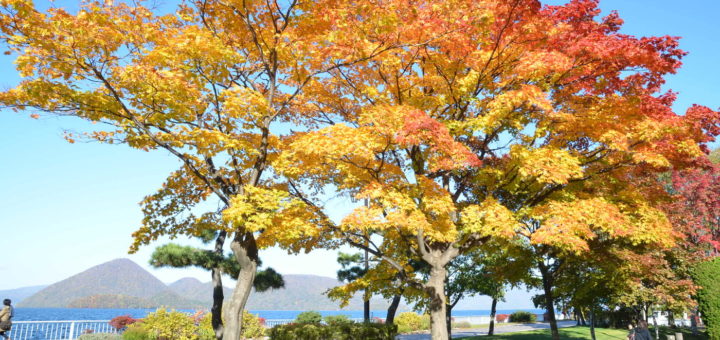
[
  {"xmin": 509, "ymin": 311, "xmax": 537, "ymax": 323},
  {"xmin": 419, "ymin": 314, "xmax": 431, "ymax": 330},
  {"xmin": 240, "ymin": 311, "xmax": 266, "ymax": 339},
  {"xmin": 395, "ymin": 312, "xmax": 423, "ymax": 333},
  {"xmin": 296, "ymin": 311, "xmax": 323, "ymax": 324},
  {"xmin": 121, "ymin": 324, "xmax": 149, "ymax": 340},
  {"xmin": 693, "ymin": 257, "xmax": 720, "ymax": 340},
  {"xmin": 324, "ymin": 314, "xmax": 353, "ymax": 326},
  {"xmin": 197, "ymin": 313, "xmax": 215, "ymax": 340},
  {"xmin": 269, "ymin": 322, "xmax": 397, "ymax": 340},
  {"xmin": 140, "ymin": 308, "xmax": 198, "ymax": 339},
  {"xmin": 77, "ymin": 334, "xmax": 122, "ymax": 340},
  {"xmin": 196, "ymin": 310, "xmax": 263, "ymax": 340}
]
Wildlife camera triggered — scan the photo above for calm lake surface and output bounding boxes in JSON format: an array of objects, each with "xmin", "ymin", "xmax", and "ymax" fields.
[{"xmin": 13, "ymin": 308, "xmax": 545, "ymax": 321}]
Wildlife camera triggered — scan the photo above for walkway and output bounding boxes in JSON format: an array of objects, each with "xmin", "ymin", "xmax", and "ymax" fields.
[{"xmin": 396, "ymin": 320, "xmax": 578, "ymax": 339}]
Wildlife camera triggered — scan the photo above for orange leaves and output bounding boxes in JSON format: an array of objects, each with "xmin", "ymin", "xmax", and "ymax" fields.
[
  {"xmin": 529, "ymin": 197, "xmax": 675, "ymax": 255},
  {"xmin": 531, "ymin": 198, "xmax": 629, "ymax": 254}
]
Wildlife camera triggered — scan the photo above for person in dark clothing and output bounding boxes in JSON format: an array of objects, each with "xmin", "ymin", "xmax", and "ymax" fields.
[
  {"xmin": 0, "ymin": 299, "xmax": 13, "ymax": 340},
  {"xmin": 634, "ymin": 320, "xmax": 653, "ymax": 340}
]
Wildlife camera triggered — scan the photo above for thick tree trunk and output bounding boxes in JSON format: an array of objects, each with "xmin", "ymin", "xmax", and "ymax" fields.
[
  {"xmin": 488, "ymin": 297, "xmax": 498, "ymax": 335},
  {"xmin": 539, "ymin": 264, "xmax": 560, "ymax": 340},
  {"xmin": 386, "ymin": 294, "xmax": 402, "ymax": 324},
  {"xmin": 211, "ymin": 231, "xmax": 227, "ymax": 340},
  {"xmin": 225, "ymin": 234, "xmax": 259, "ymax": 340},
  {"xmin": 589, "ymin": 306, "xmax": 596, "ymax": 340},
  {"xmin": 691, "ymin": 307, "xmax": 698, "ymax": 335},
  {"xmin": 426, "ymin": 265, "xmax": 450, "ymax": 340}
]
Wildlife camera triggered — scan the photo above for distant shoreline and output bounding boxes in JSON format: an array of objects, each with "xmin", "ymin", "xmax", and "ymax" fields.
[{"xmin": 12, "ymin": 307, "xmax": 546, "ymax": 321}]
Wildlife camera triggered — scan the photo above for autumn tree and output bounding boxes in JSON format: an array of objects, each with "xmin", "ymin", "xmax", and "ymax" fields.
[
  {"xmin": 0, "ymin": 0, "xmax": 408, "ymax": 338},
  {"xmin": 279, "ymin": 1, "xmax": 719, "ymax": 339}
]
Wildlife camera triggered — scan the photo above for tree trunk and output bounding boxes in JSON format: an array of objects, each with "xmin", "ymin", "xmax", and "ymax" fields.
[
  {"xmin": 446, "ymin": 304, "xmax": 453, "ymax": 338},
  {"xmin": 225, "ymin": 234, "xmax": 259, "ymax": 340},
  {"xmin": 668, "ymin": 311, "xmax": 676, "ymax": 328},
  {"xmin": 652, "ymin": 309, "xmax": 659, "ymax": 340},
  {"xmin": 691, "ymin": 307, "xmax": 698, "ymax": 335},
  {"xmin": 211, "ymin": 231, "xmax": 227, "ymax": 340},
  {"xmin": 539, "ymin": 263, "xmax": 559, "ymax": 340},
  {"xmin": 426, "ymin": 264, "xmax": 450, "ymax": 340},
  {"xmin": 364, "ymin": 298, "xmax": 371, "ymax": 323},
  {"xmin": 211, "ymin": 268, "xmax": 225, "ymax": 340},
  {"xmin": 579, "ymin": 308, "xmax": 586, "ymax": 326},
  {"xmin": 589, "ymin": 306, "xmax": 596, "ymax": 340},
  {"xmin": 575, "ymin": 306, "xmax": 581, "ymax": 326},
  {"xmin": 488, "ymin": 297, "xmax": 498, "ymax": 336},
  {"xmin": 364, "ymin": 246, "xmax": 370, "ymax": 322},
  {"xmin": 386, "ymin": 294, "xmax": 402, "ymax": 324}
]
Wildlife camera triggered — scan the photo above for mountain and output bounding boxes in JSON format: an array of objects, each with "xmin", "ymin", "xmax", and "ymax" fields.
[
  {"xmin": 167, "ymin": 275, "xmax": 398, "ymax": 311},
  {"xmin": 0, "ymin": 285, "xmax": 47, "ymax": 304},
  {"xmin": 247, "ymin": 274, "xmax": 393, "ymax": 311},
  {"xmin": 19, "ymin": 258, "xmax": 403, "ymax": 311},
  {"xmin": 19, "ymin": 258, "xmax": 168, "ymax": 308},
  {"xmin": 167, "ymin": 278, "xmax": 232, "ymax": 303}
]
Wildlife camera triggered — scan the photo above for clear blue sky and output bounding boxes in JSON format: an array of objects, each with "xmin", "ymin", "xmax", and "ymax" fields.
[{"xmin": 1, "ymin": 1, "xmax": 718, "ymax": 310}]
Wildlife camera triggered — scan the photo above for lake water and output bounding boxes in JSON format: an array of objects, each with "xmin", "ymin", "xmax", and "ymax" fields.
[{"xmin": 13, "ymin": 308, "xmax": 545, "ymax": 321}]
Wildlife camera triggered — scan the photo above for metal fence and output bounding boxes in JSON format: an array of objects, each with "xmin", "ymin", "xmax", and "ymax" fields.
[
  {"xmin": 8, "ymin": 318, "xmax": 371, "ymax": 339},
  {"xmin": 263, "ymin": 317, "xmax": 365, "ymax": 328},
  {"xmin": 10, "ymin": 320, "xmax": 118, "ymax": 340}
]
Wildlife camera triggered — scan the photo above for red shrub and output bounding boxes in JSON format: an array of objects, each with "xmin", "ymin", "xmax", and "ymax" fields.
[
  {"xmin": 110, "ymin": 315, "xmax": 139, "ymax": 330},
  {"xmin": 496, "ymin": 314, "xmax": 509, "ymax": 322}
]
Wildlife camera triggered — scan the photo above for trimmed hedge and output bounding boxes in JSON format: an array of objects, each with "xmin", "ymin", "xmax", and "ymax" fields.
[
  {"xmin": 509, "ymin": 311, "xmax": 537, "ymax": 323},
  {"xmin": 693, "ymin": 257, "xmax": 720, "ymax": 340},
  {"xmin": 269, "ymin": 322, "xmax": 397, "ymax": 340}
]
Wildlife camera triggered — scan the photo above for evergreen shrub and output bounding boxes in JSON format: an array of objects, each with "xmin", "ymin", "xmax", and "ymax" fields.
[
  {"xmin": 693, "ymin": 257, "xmax": 720, "ymax": 340},
  {"xmin": 296, "ymin": 311, "xmax": 323, "ymax": 324},
  {"xmin": 509, "ymin": 311, "xmax": 537, "ymax": 323}
]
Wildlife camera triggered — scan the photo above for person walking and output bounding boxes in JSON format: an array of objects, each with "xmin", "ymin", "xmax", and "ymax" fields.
[{"xmin": 0, "ymin": 299, "xmax": 13, "ymax": 340}]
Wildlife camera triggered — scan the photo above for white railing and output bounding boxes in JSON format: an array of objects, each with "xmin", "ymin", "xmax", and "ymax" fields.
[
  {"xmin": 11, "ymin": 320, "xmax": 118, "ymax": 339},
  {"xmin": 263, "ymin": 317, "xmax": 366, "ymax": 328}
]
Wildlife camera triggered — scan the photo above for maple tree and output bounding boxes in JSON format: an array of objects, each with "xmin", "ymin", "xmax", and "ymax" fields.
[
  {"xmin": 0, "ymin": 0, "xmax": 406, "ymax": 338},
  {"xmin": 278, "ymin": 0, "xmax": 719, "ymax": 338},
  {"xmin": 2, "ymin": 0, "xmax": 720, "ymax": 339}
]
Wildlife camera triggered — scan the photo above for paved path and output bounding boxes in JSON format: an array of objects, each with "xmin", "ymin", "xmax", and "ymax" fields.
[{"xmin": 396, "ymin": 320, "xmax": 578, "ymax": 339}]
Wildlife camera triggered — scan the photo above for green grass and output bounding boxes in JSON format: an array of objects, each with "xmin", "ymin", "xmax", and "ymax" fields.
[
  {"xmin": 457, "ymin": 326, "xmax": 709, "ymax": 340},
  {"xmin": 457, "ymin": 326, "xmax": 627, "ymax": 340}
]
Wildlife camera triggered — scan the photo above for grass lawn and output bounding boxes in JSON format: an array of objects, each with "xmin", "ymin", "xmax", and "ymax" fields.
[{"xmin": 457, "ymin": 326, "xmax": 709, "ymax": 340}]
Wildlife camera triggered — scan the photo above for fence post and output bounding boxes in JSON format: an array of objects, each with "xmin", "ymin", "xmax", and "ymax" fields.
[{"xmin": 68, "ymin": 321, "xmax": 76, "ymax": 340}]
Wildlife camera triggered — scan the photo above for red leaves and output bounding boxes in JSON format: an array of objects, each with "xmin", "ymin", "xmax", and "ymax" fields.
[
  {"xmin": 396, "ymin": 109, "xmax": 481, "ymax": 170},
  {"xmin": 665, "ymin": 165, "xmax": 720, "ymax": 258}
]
